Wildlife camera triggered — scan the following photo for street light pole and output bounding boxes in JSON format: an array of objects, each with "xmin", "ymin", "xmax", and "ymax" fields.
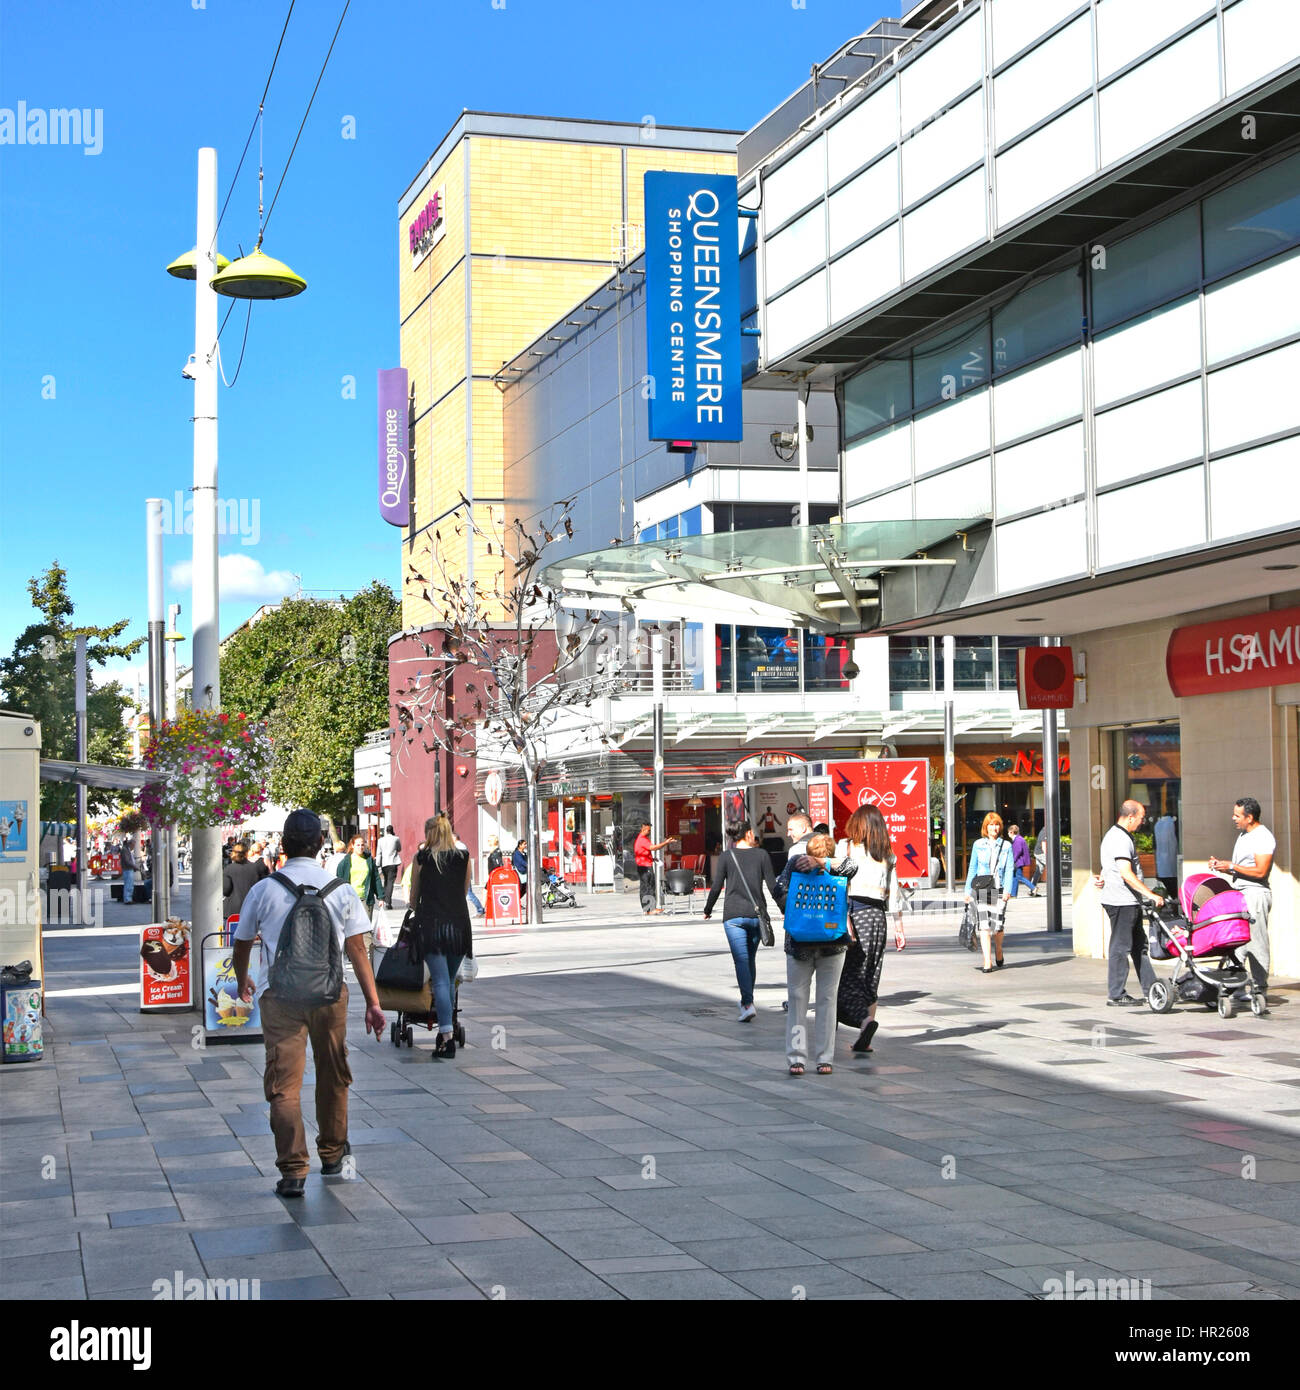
[
  {"xmin": 190, "ymin": 148, "xmax": 221, "ymax": 945},
  {"xmin": 146, "ymin": 500, "xmax": 170, "ymax": 924},
  {"xmin": 943, "ymin": 634, "xmax": 955, "ymax": 896},
  {"xmin": 651, "ymin": 629, "xmax": 665, "ymax": 910},
  {"xmin": 1042, "ymin": 636, "xmax": 1063, "ymax": 932}
]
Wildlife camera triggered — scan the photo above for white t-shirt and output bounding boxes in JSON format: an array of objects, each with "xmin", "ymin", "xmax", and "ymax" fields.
[
  {"xmin": 233, "ymin": 857, "xmax": 371, "ymax": 1003},
  {"xmin": 835, "ymin": 840, "xmax": 902, "ymax": 915},
  {"xmin": 1232, "ymin": 825, "xmax": 1275, "ymax": 888}
]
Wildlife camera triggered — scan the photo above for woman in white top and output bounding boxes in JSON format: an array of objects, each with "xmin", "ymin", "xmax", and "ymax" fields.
[{"xmin": 836, "ymin": 803, "xmax": 904, "ymax": 1054}]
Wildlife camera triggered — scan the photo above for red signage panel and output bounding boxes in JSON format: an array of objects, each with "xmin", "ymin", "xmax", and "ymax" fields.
[
  {"xmin": 827, "ymin": 759, "xmax": 929, "ymax": 881},
  {"xmin": 806, "ymin": 778, "xmax": 831, "ymax": 831},
  {"xmin": 1017, "ymin": 646, "xmax": 1074, "ymax": 709},
  {"xmin": 1167, "ymin": 605, "xmax": 1300, "ymax": 697},
  {"xmin": 140, "ymin": 922, "xmax": 193, "ymax": 1011},
  {"xmin": 485, "ymin": 867, "xmax": 523, "ymax": 925}
]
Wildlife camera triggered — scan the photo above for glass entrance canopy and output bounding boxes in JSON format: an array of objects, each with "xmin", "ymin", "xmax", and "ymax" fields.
[{"xmin": 541, "ymin": 518, "xmax": 983, "ymax": 634}]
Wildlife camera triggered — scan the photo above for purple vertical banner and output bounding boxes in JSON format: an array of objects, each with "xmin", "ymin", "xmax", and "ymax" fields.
[{"xmin": 377, "ymin": 367, "xmax": 409, "ymax": 527}]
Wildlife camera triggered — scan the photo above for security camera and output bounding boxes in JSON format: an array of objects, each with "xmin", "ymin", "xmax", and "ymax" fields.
[
  {"xmin": 181, "ymin": 354, "xmax": 197, "ymax": 380},
  {"xmin": 842, "ymin": 659, "xmax": 860, "ymax": 680}
]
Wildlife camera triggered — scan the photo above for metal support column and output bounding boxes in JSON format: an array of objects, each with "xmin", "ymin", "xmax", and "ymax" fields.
[
  {"xmin": 652, "ymin": 629, "xmax": 665, "ymax": 910},
  {"xmin": 1043, "ymin": 636, "xmax": 1063, "ymax": 933},
  {"xmin": 943, "ymin": 634, "xmax": 955, "ymax": 895},
  {"xmin": 146, "ymin": 499, "xmax": 169, "ymax": 924},
  {"xmin": 74, "ymin": 636, "xmax": 88, "ymax": 907}
]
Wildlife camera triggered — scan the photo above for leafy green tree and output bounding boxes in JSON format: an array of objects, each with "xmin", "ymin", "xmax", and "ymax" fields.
[
  {"xmin": 0, "ymin": 563, "xmax": 142, "ymax": 819},
  {"xmin": 220, "ymin": 582, "xmax": 399, "ymax": 821}
]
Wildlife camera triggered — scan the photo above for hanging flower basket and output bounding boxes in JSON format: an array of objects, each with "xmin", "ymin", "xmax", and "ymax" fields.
[
  {"xmin": 117, "ymin": 809, "xmax": 147, "ymax": 836},
  {"xmin": 138, "ymin": 711, "xmax": 272, "ymax": 831}
]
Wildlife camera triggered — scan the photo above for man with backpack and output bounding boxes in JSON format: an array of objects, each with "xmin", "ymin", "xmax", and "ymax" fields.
[{"xmin": 231, "ymin": 809, "xmax": 386, "ymax": 1198}]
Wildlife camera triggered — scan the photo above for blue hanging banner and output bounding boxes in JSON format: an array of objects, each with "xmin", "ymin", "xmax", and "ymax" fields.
[{"xmin": 644, "ymin": 172, "xmax": 742, "ymax": 443}]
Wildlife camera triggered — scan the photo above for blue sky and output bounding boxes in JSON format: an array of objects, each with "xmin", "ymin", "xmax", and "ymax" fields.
[{"xmin": 0, "ymin": 0, "xmax": 885, "ymax": 693}]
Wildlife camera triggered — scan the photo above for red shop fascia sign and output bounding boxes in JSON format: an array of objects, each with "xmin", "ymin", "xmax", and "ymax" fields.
[{"xmin": 1166, "ymin": 605, "xmax": 1300, "ymax": 697}]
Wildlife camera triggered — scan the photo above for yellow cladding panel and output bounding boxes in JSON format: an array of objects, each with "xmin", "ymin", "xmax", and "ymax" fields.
[
  {"xmin": 470, "ymin": 257, "xmax": 619, "ymax": 377},
  {"xmin": 469, "ymin": 137, "xmax": 623, "ymax": 260},
  {"xmin": 400, "ymin": 264, "xmax": 466, "ymax": 408},
  {"xmin": 624, "ymin": 148, "xmax": 738, "ymax": 229},
  {"xmin": 398, "ymin": 141, "xmax": 467, "ymax": 324}
]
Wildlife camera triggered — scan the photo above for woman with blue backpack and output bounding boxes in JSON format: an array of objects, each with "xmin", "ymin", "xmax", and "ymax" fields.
[{"xmin": 782, "ymin": 832, "xmax": 858, "ymax": 1075}]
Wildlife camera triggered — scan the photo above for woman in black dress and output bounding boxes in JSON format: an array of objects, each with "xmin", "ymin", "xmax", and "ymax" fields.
[
  {"xmin": 835, "ymin": 803, "xmax": 904, "ymax": 1053},
  {"xmin": 408, "ymin": 813, "xmax": 473, "ymax": 1058}
]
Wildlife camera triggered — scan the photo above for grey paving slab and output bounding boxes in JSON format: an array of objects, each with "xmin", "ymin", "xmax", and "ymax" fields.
[{"xmin": 597, "ymin": 1268, "xmax": 756, "ymax": 1299}]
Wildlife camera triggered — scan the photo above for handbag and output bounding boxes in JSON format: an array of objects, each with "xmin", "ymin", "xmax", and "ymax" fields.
[
  {"xmin": 958, "ymin": 902, "xmax": 980, "ymax": 951},
  {"xmin": 455, "ymin": 956, "xmax": 479, "ymax": 985},
  {"xmin": 729, "ymin": 851, "xmax": 774, "ymax": 947},
  {"xmin": 784, "ymin": 870, "xmax": 849, "ymax": 943},
  {"xmin": 374, "ymin": 911, "xmax": 426, "ymax": 992}
]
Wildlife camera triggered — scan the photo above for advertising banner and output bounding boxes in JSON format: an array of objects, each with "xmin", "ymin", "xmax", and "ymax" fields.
[
  {"xmin": 202, "ymin": 933, "xmax": 262, "ymax": 1040},
  {"xmin": 139, "ymin": 921, "xmax": 193, "ymax": 1011},
  {"xmin": 827, "ymin": 759, "xmax": 929, "ymax": 881},
  {"xmin": 644, "ymin": 171, "xmax": 741, "ymax": 442},
  {"xmin": 0, "ymin": 798, "xmax": 28, "ymax": 864},
  {"xmin": 377, "ymin": 367, "xmax": 409, "ymax": 527},
  {"xmin": 1166, "ymin": 605, "xmax": 1300, "ymax": 697},
  {"xmin": 1018, "ymin": 646, "xmax": 1075, "ymax": 709},
  {"xmin": 806, "ymin": 778, "xmax": 831, "ymax": 831}
]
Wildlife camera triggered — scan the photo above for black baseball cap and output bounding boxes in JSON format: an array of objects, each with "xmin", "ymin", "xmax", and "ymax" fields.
[{"xmin": 283, "ymin": 809, "xmax": 324, "ymax": 839}]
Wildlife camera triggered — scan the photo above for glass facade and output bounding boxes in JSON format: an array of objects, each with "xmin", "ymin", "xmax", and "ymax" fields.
[
  {"xmin": 760, "ymin": 0, "xmax": 1288, "ymax": 362},
  {"xmin": 844, "ymin": 145, "xmax": 1300, "ymax": 587},
  {"xmin": 888, "ymin": 635, "xmax": 1031, "ymax": 693}
]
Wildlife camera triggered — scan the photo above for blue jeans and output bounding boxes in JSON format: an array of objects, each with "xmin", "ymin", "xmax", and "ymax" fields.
[
  {"xmin": 722, "ymin": 918, "xmax": 761, "ymax": 1007},
  {"xmin": 424, "ymin": 951, "xmax": 465, "ymax": 1032},
  {"xmin": 1012, "ymin": 868, "xmax": 1035, "ymax": 897},
  {"xmin": 466, "ymin": 885, "xmax": 484, "ymax": 914},
  {"xmin": 123, "ymin": 868, "xmax": 135, "ymax": 903}
]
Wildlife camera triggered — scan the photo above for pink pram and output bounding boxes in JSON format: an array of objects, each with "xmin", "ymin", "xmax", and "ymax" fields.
[{"xmin": 1143, "ymin": 874, "xmax": 1265, "ymax": 1019}]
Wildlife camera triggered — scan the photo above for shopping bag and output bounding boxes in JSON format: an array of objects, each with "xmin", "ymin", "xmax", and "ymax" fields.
[
  {"xmin": 957, "ymin": 903, "xmax": 980, "ymax": 951},
  {"xmin": 783, "ymin": 871, "xmax": 849, "ymax": 943},
  {"xmin": 374, "ymin": 913, "xmax": 425, "ymax": 992}
]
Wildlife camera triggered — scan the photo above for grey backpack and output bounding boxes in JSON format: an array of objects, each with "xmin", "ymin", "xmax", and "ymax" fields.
[{"xmin": 267, "ymin": 873, "xmax": 346, "ymax": 1005}]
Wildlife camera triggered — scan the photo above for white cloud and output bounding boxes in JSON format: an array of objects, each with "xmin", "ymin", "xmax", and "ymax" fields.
[{"xmin": 170, "ymin": 553, "xmax": 300, "ymax": 601}]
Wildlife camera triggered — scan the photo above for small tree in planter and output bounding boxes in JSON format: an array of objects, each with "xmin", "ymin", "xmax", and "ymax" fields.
[{"xmin": 394, "ymin": 496, "xmax": 617, "ymax": 924}]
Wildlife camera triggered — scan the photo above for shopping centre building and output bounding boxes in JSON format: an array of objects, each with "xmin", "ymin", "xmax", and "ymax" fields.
[{"xmin": 386, "ymin": 1, "xmax": 1299, "ymax": 981}]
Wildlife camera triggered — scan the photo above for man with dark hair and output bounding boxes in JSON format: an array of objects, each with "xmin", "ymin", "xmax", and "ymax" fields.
[
  {"xmin": 376, "ymin": 824, "xmax": 402, "ymax": 909},
  {"xmin": 1210, "ymin": 796, "xmax": 1274, "ymax": 992},
  {"xmin": 633, "ymin": 821, "xmax": 676, "ymax": 915},
  {"xmin": 1099, "ymin": 800, "xmax": 1165, "ymax": 1006},
  {"xmin": 231, "ymin": 810, "xmax": 386, "ymax": 1198}
]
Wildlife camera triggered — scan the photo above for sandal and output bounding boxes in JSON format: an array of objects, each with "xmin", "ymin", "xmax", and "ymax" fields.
[
  {"xmin": 816, "ymin": 1064, "xmax": 833, "ymax": 1075},
  {"xmin": 895, "ymin": 931, "xmax": 907, "ymax": 951},
  {"xmin": 788, "ymin": 1063, "xmax": 805, "ymax": 1076}
]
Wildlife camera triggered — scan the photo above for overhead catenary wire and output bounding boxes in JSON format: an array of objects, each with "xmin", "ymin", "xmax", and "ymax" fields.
[{"xmin": 260, "ymin": 0, "xmax": 350, "ymax": 242}]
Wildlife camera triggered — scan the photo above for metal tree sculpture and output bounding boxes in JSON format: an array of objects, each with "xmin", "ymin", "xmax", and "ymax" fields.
[{"xmin": 393, "ymin": 495, "xmax": 617, "ymax": 923}]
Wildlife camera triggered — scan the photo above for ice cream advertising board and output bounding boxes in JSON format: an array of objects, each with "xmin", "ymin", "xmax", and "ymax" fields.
[
  {"xmin": 203, "ymin": 934, "xmax": 262, "ymax": 1039},
  {"xmin": 139, "ymin": 920, "xmax": 193, "ymax": 1010}
]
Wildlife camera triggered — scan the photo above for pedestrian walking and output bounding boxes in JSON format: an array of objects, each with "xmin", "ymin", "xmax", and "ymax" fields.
[
  {"xmin": 1099, "ymin": 799, "xmax": 1165, "ymax": 1006},
  {"xmin": 337, "ymin": 836, "xmax": 381, "ymax": 912},
  {"xmin": 783, "ymin": 833, "xmax": 856, "ymax": 1075},
  {"xmin": 408, "ymin": 813, "xmax": 474, "ymax": 1058},
  {"xmin": 486, "ymin": 836, "xmax": 504, "ymax": 872},
  {"xmin": 1009, "ymin": 822, "xmax": 1036, "ymax": 898},
  {"xmin": 120, "ymin": 836, "xmax": 140, "ymax": 904},
  {"xmin": 1209, "ymin": 796, "xmax": 1274, "ymax": 994},
  {"xmin": 775, "ymin": 812, "xmax": 813, "ymax": 896},
  {"xmin": 703, "ymin": 820, "xmax": 784, "ymax": 1023},
  {"xmin": 231, "ymin": 810, "xmax": 384, "ymax": 1197},
  {"xmin": 964, "ymin": 812, "xmax": 1015, "ymax": 974},
  {"xmin": 633, "ymin": 821, "xmax": 676, "ymax": 915},
  {"xmin": 376, "ymin": 824, "xmax": 403, "ymax": 909},
  {"xmin": 454, "ymin": 835, "xmax": 486, "ymax": 917},
  {"xmin": 836, "ymin": 804, "xmax": 903, "ymax": 1053},
  {"xmin": 221, "ymin": 843, "xmax": 263, "ymax": 925}
]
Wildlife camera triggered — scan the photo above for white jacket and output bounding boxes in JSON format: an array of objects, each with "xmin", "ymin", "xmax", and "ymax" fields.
[{"xmin": 835, "ymin": 840, "xmax": 902, "ymax": 915}]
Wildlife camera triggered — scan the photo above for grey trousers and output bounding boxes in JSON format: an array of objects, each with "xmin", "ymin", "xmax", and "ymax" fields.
[
  {"xmin": 1238, "ymin": 884, "xmax": 1272, "ymax": 987},
  {"xmin": 786, "ymin": 952, "xmax": 846, "ymax": 1066}
]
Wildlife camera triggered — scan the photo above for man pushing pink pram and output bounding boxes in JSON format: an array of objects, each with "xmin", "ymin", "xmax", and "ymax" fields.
[{"xmin": 1142, "ymin": 873, "xmax": 1264, "ymax": 1020}]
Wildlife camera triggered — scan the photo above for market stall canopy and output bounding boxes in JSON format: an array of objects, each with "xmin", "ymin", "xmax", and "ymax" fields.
[
  {"xmin": 40, "ymin": 760, "xmax": 161, "ymax": 792},
  {"xmin": 540, "ymin": 519, "xmax": 988, "ymax": 633}
]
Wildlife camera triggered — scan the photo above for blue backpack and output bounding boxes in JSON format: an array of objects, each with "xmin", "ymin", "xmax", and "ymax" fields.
[{"xmin": 783, "ymin": 870, "xmax": 849, "ymax": 943}]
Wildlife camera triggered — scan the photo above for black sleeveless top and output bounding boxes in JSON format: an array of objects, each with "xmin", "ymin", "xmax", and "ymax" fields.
[{"xmin": 414, "ymin": 847, "xmax": 472, "ymax": 958}]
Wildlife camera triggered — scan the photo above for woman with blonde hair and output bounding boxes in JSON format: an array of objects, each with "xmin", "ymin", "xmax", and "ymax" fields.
[
  {"xmin": 836, "ymin": 803, "xmax": 903, "ymax": 1054},
  {"xmin": 408, "ymin": 813, "xmax": 473, "ymax": 1057},
  {"xmin": 964, "ymin": 811, "xmax": 1015, "ymax": 974}
]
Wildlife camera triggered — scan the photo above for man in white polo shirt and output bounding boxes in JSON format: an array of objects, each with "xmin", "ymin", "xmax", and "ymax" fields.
[
  {"xmin": 231, "ymin": 809, "xmax": 386, "ymax": 1198},
  {"xmin": 1099, "ymin": 800, "xmax": 1165, "ymax": 1007},
  {"xmin": 1209, "ymin": 795, "xmax": 1274, "ymax": 993}
]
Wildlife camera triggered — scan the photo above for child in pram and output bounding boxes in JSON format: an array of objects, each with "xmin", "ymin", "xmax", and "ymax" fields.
[{"xmin": 1143, "ymin": 873, "xmax": 1265, "ymax": 1019}]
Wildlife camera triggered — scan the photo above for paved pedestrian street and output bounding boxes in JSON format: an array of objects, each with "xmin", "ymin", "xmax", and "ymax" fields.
[{"xmin": 4, "ymin": 889, "xmax": 1299, "ymax": 1303}]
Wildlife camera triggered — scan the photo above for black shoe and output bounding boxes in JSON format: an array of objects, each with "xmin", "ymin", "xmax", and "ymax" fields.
[
  {"xmin": 1106, "ymin": 995, "xmax": 1142, "ymax": 1007},
  {"xmin": 275, "ymin": 1176, "xmax": 306, "ymax": 1198},
  {"xmin": 321, "ymin": 1142, "xmax": 352, "ymax": 1177},
  {"xmin": 995, "ymin": 956, "xmax": 1005, "ymax": 968},
  {"xmin": 851, "ymin": 1020, "xmax": 879, "ymax": 1053}
]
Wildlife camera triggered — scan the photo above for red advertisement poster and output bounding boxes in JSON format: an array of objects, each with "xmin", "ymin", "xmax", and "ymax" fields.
[
  {"xmin": 140, "ymin": 920, "xmax": 193, "ymax": 1010},
  {"xmin": 827, "ymin": 759, "xmax": 929, "ymax": 880},
  {"xmin": 806, "ymin": 778, "xmax": 831, "ymax": 831}
]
